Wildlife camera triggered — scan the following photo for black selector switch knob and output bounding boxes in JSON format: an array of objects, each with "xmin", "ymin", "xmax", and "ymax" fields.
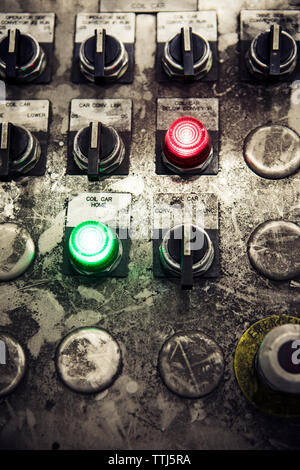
[
  {"xmin": 0, "ymin": 28, "xmax": 46, "ymax": 83},
  {"xmin": 159, "ymin": 224, "xmax": 215, "ymax": 290},
  {"xmin": 246, "ymin": 24, "xmax": 298, "ymax": 80},
  {"xmin": 79, "ymin": 28, "xmax": 129, "ymax": 83},
  {"xmin": 73, "ymin": 121, "xmax": 125, "ymax": 180},
  {"xmin": 0, "ymin": 122, "xmax": 41, "ymax": 176},
  {"xmin": 162, "ymin": 26, "xmax": 213, "ymax": 82}
]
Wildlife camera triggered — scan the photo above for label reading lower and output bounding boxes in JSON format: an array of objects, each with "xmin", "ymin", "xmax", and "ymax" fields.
[
  {"xmin": 241, "ymin": 10, "xmax": 300, "ymax": 41},
  {"xmin": 157, "ymin": 11, "xmax": 217, "ymax": 43},
  {"xmin": 157, "ymin": 98, "xmax": 219, "ymax": 131},
  {"xmin": 66, "ymin": 193, "xmax": 131, "ymax": 233},
  {"xmin": 75, "ymin": 13, "xmax": 135, "ymax": 44},
  {"xmin": 0, "ymin": 13, "xmax": 55, "ymax": 43},
  {"xmin": 0, "ymin": 100, "xmax": 49, "ymax": 132},
  {"xmin": 70, "ymin": 99, "xmax": 132, "ymax": 132},
  {"xmin": 100, "ymin": 0, "xmax": 197, "ymax": 13},
  {"xmin": 153, "ymin": 193, "xmax": 218, "ymax": 231}
]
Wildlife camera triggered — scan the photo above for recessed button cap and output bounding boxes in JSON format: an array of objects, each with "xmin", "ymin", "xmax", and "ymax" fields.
[
  {"xmin": 158, "ymin": 331, "xmax": 224, "ymax": 398},
  {"xmin": 0, "ymin": 333, "xmax": 26, "ymax": 397},
  {"xmin": 56, "ymin": 327, "xmax": 122, "ymax": 394},
  {"xmin": 0, "ymin": 223, "xmax": 35, "ymax": 281},
  {"xmin": 244, "ymin": 125, "xmax": 300, "ymax": 180},
  {"xmin": 248, "ymin": 220, "xmax": 300, "ymax": 281}
]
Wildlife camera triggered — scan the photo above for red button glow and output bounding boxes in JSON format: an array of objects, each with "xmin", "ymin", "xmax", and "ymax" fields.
[{"xmin": 163, "ymin": 117, "xmax": 212, "ymax": 169}]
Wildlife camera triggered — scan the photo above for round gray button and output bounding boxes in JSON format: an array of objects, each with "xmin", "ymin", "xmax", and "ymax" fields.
[
  {"xmin": 244, "ymin": 125, "xmax": 300, "ymax": 179},
  {"xmin": 158, "ymin": 331, "xmax": 224, "ymax": 398},
  {"xmin": 0, "ymin": 223, "xmax": 35, "ymax": 281},
  {"xmin": 0, "ymin": 333, "xmax": 26, "ymax": 397},
  {"xmin": 248, "ymin": 220, "xmax": 300, "ymax": 281},
  {"xmin": 56, "ymin": 327, "xmax": 122, "ymax": 394},
  {"xmin": 257, "ymin": 324, "xmax": 300, "ymax": 394}
]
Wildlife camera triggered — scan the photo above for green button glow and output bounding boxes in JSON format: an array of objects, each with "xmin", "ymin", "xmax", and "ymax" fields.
[{"xmin": 68, "ymin": 221, "xmax": 120, "ymax": 274}]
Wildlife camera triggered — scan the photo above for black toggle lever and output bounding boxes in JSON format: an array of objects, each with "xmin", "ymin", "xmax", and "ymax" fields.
[
  {"xmin": 88, "ymin": 121, "xmax": 102, "ymax": 181},
  {"xmin": 269, "ymin": 24, "xmax": 282, "ymax": 76},
  {"xmin": 0, "ymin": 122, "xmax": 11, "ymax": 176},
  {"xmin": 5, "ymin": 29, "xmax": 20, "ymax": 80},
  {"xmin": 94, "ymin": 28, "xmax": 106, "ymax": 83},
  {"xmin": 181, "ymin": 26, "xmax": 195, "ymax": 82},
  {"xmin": 180, "ymin": 225, "xmax": 194, "ymax": 291}
]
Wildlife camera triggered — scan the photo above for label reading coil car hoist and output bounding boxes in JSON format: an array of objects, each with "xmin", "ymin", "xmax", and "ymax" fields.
[{"xmin": 66, "ymin": 192, "xmax": 132, "ymax": 229}]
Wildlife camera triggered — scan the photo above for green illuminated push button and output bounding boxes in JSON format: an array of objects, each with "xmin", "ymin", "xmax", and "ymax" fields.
[{"xmin": 68, "ymin": 221, "xmax": 121, "ymax": 275}]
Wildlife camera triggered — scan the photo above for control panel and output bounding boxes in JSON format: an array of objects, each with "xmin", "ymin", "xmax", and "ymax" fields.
[{"xmin": 0, "ymin": 0, "xmax": 299, "ymax": 453}]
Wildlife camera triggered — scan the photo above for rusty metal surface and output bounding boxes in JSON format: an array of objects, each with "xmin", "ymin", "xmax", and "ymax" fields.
[{"xmin": 0, "ymin": 0, "xmax": 299, "ymax": 450}]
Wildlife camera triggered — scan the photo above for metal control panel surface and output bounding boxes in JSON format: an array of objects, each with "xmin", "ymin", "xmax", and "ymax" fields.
[{"xmin": 0, "ymin": 0, "xmax": 299, "ymax": 451}]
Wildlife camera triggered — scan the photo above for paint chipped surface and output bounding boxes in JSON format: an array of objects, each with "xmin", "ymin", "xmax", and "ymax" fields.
[{"xmin": 0, "ymin": 0, "xmax": 299, "ymax": 451}]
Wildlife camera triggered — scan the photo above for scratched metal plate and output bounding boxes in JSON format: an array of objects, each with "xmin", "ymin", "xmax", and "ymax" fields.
[{"xmin": 0, "ymin": 0, "xmax": 299, "ymax": 451}]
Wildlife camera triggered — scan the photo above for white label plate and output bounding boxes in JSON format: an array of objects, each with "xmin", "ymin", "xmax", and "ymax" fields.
[
  {"xmin": 157, "ymin": 11, "xmax": 217, "ymax": 43},
  {"xmin": 66, "ymin": 193, "xmax": 132, "ymax": 230},
  {"xmin": 241, "ymin": 10, "xmax": 300, "ymax": 41},
  {"xmin": 0, "ymin": 13, "xmax": 55, "ymax": 43},
  {"xmin": 70, "ymin": 99, "xmax": 132, "ymax": 132},
  {"xmin": 157, "ymin": 98, "xmax": 219, "ymax": 131},
  {"xmin": 100, "ymin": 0, "xmax": 197, "ymax": 13},
  {"xmin": 153, "ymin": 193, "xmax": 218, "ymax": 230},
  {"xmin": 75, "ymin": 13, "xmax": 135, "ymax": 43},
  {"xmin": 0, "ymin": 100, "xmax": 50, "ymax": 132}
]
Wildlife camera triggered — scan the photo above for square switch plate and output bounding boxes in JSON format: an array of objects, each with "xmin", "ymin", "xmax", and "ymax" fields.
[
  {"xmin": 63, "ymin": 192, "xmax": 132, "ymax": 277},
  {"xmin": 0, "ymin": 13, "xmax": 55, "ymax": 84},
  {"xmin": 240, "ymin": 10, "xmax": 300, "ymax": 82},
  {"xmin": 72, "ymin": 13, "xmax": 135, "ymax": 84},
  {"xmin": 0, "ymin": 100, "xmax": 50, "ymax": 180},
  {"xmin": 67, "ymin": 99, "xmax": 132, "ymax": 177},
  {"xmin": 156, "ymin": 11, "xmax": 218, "ymax": 83},
  {"xmin": 152, "ymin": 193, "xmax": 220, "ymax": 280},
  {"xmin": 156, "ymin": 98, "xmax": 219, "ymax": 176}
]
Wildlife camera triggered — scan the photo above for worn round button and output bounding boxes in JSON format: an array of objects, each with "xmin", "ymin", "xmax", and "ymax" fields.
[
  {"xmin": 244, "ymin": 125, "xmax": 300, "ymax": 180},
  {"xmin": 158, "ymin": 331, "xmax": 224, "ymax": 398},
  {"xmin": 0, "ymin": 223, "xmax": 35, "ymax": 281},
  {"xmin": 248, "ymin": 220, "xmax": 300, "ymax": 281},
  {"xmin": 56, "ymin": 327, "xmax": 122, "ymax": 394},
  {"xmin": 0, "ymin": 333, "xmax": 26, "ymax": 397}
]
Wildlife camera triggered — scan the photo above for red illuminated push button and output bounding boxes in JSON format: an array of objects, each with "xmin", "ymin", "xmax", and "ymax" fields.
[{"xmin": 163, "ymin": 117, "xmax": 213, "ymax": 173}]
